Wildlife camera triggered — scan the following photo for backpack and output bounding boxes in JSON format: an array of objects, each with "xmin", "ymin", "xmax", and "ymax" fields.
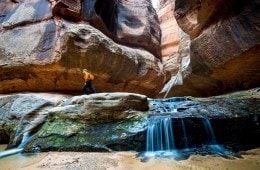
[{"xmin": 89, "ymin": 74, "xmax": 94, "ymax": 80}]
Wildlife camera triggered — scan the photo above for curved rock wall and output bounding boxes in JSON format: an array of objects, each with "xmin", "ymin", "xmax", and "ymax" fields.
[
  {"xmin": 158, "ymin": 0, "xmax": 181, "ymax": 58},
  {"xmin": 159, "ymin": 0, "xmax": 260, "ymax": 97},
  {"xmin": 0, "ymin": 0, "xmax": 259, "ymax": 97},
  {"xmin": 0, "ymin": 0, "xmax": 164, "ymax": 97},
  {"xmin": 52, "ymin": 0, "xmax": 161, "ymax": 58}
]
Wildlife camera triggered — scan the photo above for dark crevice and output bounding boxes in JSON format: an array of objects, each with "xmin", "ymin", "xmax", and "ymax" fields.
[{"xmin": 94, "ymin": 0, "xmax": 118, "ymax": 32}]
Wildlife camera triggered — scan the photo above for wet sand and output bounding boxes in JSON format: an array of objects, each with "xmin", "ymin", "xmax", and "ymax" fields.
[
  {"xmin": 0, "ymin": 148, "xmax": 260, "ymax": 170},
  {"xmin": 0, "ymin": 145, "xmax": 7, "ymax": 151}
]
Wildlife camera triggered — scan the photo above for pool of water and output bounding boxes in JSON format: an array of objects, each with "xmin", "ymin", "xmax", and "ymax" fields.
[{"xmin": 0, "ymin": 145, "xmax": 47, "ymax": 169}]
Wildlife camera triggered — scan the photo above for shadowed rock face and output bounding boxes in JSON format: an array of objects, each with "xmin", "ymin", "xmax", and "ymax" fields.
[
  {"xmin": 52, "ymin": 0, "xmax": 82, "ymax": 21},
  {"xmin": 0, "ymin": 0, "xmax": 164, "ymax": 97},
  {"xmin": 0, "ymin": 0, "xmax": 52, "ymax": 29},
  {"xmin": 53, "ymin": 0, "xmax": 162, "ymax": 58},
  {"xmin": 159, "ymin": 0, "xmax": 260, "ymax": 97},
  {"xmin": 114, "ymin": 0, "xmax": 161, "ymax": 58}
]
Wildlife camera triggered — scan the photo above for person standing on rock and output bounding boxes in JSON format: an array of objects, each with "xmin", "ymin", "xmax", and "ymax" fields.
[{"xmin": 82, "ymin": 69, "xmax": 96, "ymax": 95}]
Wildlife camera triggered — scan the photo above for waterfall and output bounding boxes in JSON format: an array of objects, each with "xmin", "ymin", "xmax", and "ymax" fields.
[
  {"xmin": 202, "ymin": 118, "xmax": 217, "ymax": 144},
  {"xmin": 180, "ymin": 118, "xmax": 188, "ymax": 148},
  {"xmin": 146, "ymin": 117, "xmax": 175, "ymax": 152},
  {"xmin": 18, "ymin": 132, "xmax": 30, "ymax": 149},
  {"xmin": 142, "ymin": 97, "xmax": 233, "ymax": 160},
  {"xmin": 150, "ymin": 97, "xmax": 187, "ymax": 114},
  {"xmin": 143, "ymin": 116, "xmax": 182, "ymax": 159},
  {"xmin": 0, "ymin": 132, "xmax": 30, "ymax": 158},
  {"xmin": 202, "ymin": 117, "xmax": 231, "ymax": 156}
]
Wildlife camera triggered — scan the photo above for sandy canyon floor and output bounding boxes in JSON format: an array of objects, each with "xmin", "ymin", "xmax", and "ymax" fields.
[{"xmin": 0, "ymin": 145, "xmax": 260, "ymax": 170}]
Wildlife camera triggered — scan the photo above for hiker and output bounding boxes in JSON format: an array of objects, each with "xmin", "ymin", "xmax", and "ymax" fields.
[{"xmin": 82, "ymin": 69, "xmax": 96, "ymax": 94}]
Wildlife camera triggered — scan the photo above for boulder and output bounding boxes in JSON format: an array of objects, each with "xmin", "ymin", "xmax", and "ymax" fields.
[
  {"xmin": 23, "ymin": 92, "xmax": 149, "ymax": 152},
  {"xmin": 0, "ymin": 93, "xmax": 65, "ymax": 146}
]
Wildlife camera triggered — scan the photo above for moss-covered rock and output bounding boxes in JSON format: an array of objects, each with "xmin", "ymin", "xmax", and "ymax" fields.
[
  {"xmin": 24, "ymin": 112, "xmax": 147, "ymax": 152},
  {"xmin": 23, "ymin": 93, "xmax": 148, "ymax": 152},
  {"xmin": 0, "ymin": 123, "xmax": 17, "ymax": 143},
  {"xmin": 2, "ymin": 89, "xmax": 259, "ymax": 153}
]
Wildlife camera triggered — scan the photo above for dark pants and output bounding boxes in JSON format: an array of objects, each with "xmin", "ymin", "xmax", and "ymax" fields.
[{"xmin": 82, "ymin": 80, "xmax": 96, "ymax": 94}]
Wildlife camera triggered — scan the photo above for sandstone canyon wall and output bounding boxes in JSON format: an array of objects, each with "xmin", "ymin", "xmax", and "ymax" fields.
[
  {"xmin": 0, "ymin": 0, "xmax": 164, "ymax": 97},
  {"xmin": 0, "ymin": 0, "xmax": 259, "ymax": 97},
  {"xmin": 159, "ymin": 0, "xmax": 260, "ymax": 97}
]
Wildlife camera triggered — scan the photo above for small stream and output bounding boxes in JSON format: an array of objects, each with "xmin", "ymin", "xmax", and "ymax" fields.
[
  {"xmin": 0, "ymin": 144, "xmax": 47, "ymax": 169},
  {"xmin": 0, "ymin": 132, "xmax": 32, "ymax": 158}
]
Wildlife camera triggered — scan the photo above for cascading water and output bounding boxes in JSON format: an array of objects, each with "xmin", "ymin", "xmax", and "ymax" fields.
[
  {"xmin": 144, "ymin": 116, "xmax": 181, "ymax": 159},
  {"xmin": 179, "ymin": 118, "xmax": 188, "ymax": 148},
  {"xmin": 202, "ymin": 117, "xmax": 231, "ymax": 156},
  {"xmin": 146, "ymin": 117, "xmax": 175, "ymax": 152},
  {"xmin": 202, "ymin": 117, "xmax": 217, "ymax": 144},
  {"xmin": 142, "ymin": 97, "xmax": 188, "ymax": 159},
  {"xmin": 0, "ymin": 132, "xmax": 30, "ymax": 158},
  {"xmin": 149, "ymin": 97, "xmax": 188, "ymax": 114},
  {"xmin": 141, "ymin": 97, "xmax": 233, "ymax": 160}
]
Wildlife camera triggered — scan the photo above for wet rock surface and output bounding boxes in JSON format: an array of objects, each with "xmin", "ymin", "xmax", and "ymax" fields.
[
  {"xmin": 148, "ymin": 88, "xmax": 260, "ymax": 150},
  {"xmin": 0, "ymin": 88, "xmax": 259, "ymax": 153},
  {"xmin": 0, "ymin": 93, "xmax": 68, "ymax": 148},
  {"xmin": 22, "ymin": 93, "xmax": 148, "ymax": 152},
  {"xmin": 0, "ymin": 0, "xmax": 259, "ymax": 97}
]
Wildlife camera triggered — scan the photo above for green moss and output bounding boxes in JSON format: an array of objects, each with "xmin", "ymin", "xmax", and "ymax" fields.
[
  {"xmin": 54, "ymin": 137, "xmax": 65, "ymax": 147},
  {"xmin": 114, "ymin": 112, "xmax": 147, "ymax": 134},
  {"xmin": 28, "ymin": 111, "xmax": 148, "ymax": 150},
  {"xmin": 39, "ymin": 119, "xmax": 85, "ymax": 137},
  {"xmin": 2, "ymin": 123, "xmax": 17, "ymax": 134},
  {"xmin": 78, "ymin": 136, "xmax": 85, "ymax": 143}
]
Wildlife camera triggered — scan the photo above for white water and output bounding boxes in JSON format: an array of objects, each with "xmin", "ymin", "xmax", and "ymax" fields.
[
  {"xmin": 202, "ymin": 118, "xmax": 217, "ymax": 144},
  {"xmin": 180, "ymin": 118, "xmax": 188, "ymax": 148},
  {"xmin": 202, "ymin": 118, "xmax": 232, "ymax": 156},
  {"xmin": 143, "ymin": 98, "xmax": 233, "ymax": 160},
  {"xmin": 0, "ymin": 132, "xmax": 30, "ymax": 158},
  {"xmin": 0, "ymin": 148, "xmax": 23, "ymax": 158},
  {"xmin": 146, "ymin": 117, "xmax": 175, "ymax": 152}
]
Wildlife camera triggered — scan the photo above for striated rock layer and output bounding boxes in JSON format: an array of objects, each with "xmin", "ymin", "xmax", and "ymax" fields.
[
  {"xmin": 157, "ymin": 0, "xmax": 181, "ymax": 58},
  {"xmin": 0, "ymin": 0, "xmax": 164, "ymax": 97},
  {"xmin": 159, "ymin": 0, "xmax": 260, "ymax": 97},
  {"xmin": 0, "ymin": 0, "xmax": 259, "ymax": 97},
  {"xmin": 0, "ymin": 93, "xmax": 149, "ymax": 151},
  {"xmin": 0, "ymin": 89, "xmax": 259, "ymax": 152},
  {"xmin": 53, "ymin": 0, "xmax": 162, "ymax": 58}
]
